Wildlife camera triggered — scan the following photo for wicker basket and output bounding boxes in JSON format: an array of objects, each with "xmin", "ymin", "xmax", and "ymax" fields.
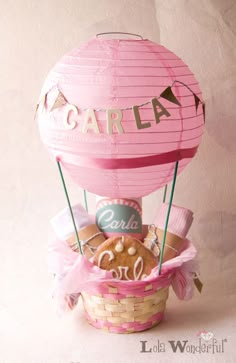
[{"xmin": 81, "ymin": 283, "xmax": 169, "ymax": 333}]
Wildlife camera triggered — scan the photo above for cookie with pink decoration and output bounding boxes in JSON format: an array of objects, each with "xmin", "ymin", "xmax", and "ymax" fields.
[{"xmin": 93, "ymin": 236, "xmax": 158, "ymax": 280}]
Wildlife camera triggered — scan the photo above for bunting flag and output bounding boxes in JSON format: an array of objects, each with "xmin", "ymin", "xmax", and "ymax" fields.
[
  {"xmin": 34, "ymin": 104, "xmax": 39, "ymax": 120},
  {"xmin": 160, "ymin": 86, "xmax": 181, "ymax": 106},
  {"xmin": 51, "ymin": 90, "xmax": 68, "ymax": 111},
  {"xmin": 34, "ymin": 94, "xmax": 47, "ymax": 120},
  {"xmin": 202, "ymin": 103, "xmax": 206, "ymax": 123},
  {"xmin": 194, "ymin": 94, "xmax": 201, "ymax": 112},
  {"xmin": 37, "ymin": 81, "xmax": 205, "ymax": 126},
  {"xmin": 194, "ymin": 276, "xmax": 203, "ymax": 293}
]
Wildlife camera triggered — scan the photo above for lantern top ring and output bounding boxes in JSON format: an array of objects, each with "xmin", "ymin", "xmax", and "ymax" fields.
[{"xmin": 96, "ymin": 32, "xmax": 144, "ymax": 40}]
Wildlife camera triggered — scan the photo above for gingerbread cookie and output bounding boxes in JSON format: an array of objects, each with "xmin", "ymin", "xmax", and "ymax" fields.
[{"xmin": 93, "ymin": 236, "xmax": 158, "ymax": 280}]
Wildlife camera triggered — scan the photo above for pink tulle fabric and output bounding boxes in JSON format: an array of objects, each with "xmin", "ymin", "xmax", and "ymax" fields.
[{"xmin": 48, "ymin": 237, "xmax": 198, "ymax": 314}]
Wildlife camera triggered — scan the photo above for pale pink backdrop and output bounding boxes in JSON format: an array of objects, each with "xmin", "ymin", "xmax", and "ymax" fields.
[{"xmin": 0, "ymin": 1, "xmax": 235, "ymax": 362}]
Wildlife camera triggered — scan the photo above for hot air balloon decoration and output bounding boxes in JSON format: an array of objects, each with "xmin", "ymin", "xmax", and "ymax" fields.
[{"xmin": 37, "ymin": 33, "xmax": 204, "ymax": 333}]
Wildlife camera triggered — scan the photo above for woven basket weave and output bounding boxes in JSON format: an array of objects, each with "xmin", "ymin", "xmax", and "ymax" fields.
[{"xmin": 81, "ymin": 283, "xmax": 169, "ymax": 333}]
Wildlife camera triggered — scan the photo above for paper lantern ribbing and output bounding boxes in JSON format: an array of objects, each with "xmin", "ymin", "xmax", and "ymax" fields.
[{"xmin": 38, "ymin": 35, "xmax": 204, "ymax": 198}]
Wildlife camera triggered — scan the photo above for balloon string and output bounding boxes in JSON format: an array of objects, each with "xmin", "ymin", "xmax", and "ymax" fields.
[
  {"xmin": 83, "ymin": 189, "xmax": 88, "ymax": 213},
  {"xmin": 56, "ymin": 160, "xmax": 83, "ymax": 255},
  {"xmin": 163, "ymin": 184, "xmax": 168, "ymax": 203},
  {"xmin": 158, "ymin": 161, "xmax": 179, "ymax": 275}
]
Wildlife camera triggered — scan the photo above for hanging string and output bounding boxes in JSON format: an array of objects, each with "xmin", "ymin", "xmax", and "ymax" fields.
[
  {"xmin": 56, "ymin": 159, "xmax": 83, "ymax": 255},
  {"xmin": 162, "ymin": 184, "xmax": 168, "ymax": 203},
  {"xmin": 158, "ymin": 161, "xmax": 179, "ymax": 275},
  {"xmin": 83, "ymin": 189, "xmax": 88, "ymax": 213},
  {"xmin": 43, "ymin": 79, "xmax": 204, "ymax": 113}
]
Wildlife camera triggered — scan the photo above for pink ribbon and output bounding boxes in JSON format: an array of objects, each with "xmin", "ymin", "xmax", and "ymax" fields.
[{"xmin": 53, "ymin": 146, "xmax": 198, "ymax": 170}]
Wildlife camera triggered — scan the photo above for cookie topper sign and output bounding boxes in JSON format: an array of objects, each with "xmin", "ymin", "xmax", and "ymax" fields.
[{"xmin": 96, "ymin": 197, "xmax": 142, "ymax": 239}]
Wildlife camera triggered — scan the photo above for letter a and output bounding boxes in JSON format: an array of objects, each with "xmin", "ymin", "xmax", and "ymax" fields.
[
  {"xmin": 82, "ymin": 108, "xmax": 100, "ymax": 133},
  {"xmin": 151, "ymin": 98, "xmax": 171, "ymax": 124}
]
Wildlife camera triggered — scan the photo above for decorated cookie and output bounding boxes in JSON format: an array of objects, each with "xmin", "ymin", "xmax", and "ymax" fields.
[{"xmin": 93, "ymin": 236, "xmax": 158, "ymax": 280}]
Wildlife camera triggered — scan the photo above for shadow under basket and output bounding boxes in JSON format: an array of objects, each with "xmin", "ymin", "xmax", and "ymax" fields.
[{"xmin": 81, "ymin": 283, "xmax": 169, "ymax": 334}]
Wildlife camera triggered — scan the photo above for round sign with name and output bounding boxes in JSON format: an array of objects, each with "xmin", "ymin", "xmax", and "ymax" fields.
[{"xmin": 96, "ymin": 197, "xmax": 142, "ymax": 240}]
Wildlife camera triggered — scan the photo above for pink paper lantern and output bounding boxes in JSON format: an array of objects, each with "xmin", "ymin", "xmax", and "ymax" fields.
[{"xmin": 38, "ymin": 35, "xmax": 204, "ymax": 198}]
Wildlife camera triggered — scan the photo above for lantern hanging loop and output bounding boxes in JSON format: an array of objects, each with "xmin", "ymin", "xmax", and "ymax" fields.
[{"xmin": 96, "ymin": 32, "xmax": 143, "ymax": 40}]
